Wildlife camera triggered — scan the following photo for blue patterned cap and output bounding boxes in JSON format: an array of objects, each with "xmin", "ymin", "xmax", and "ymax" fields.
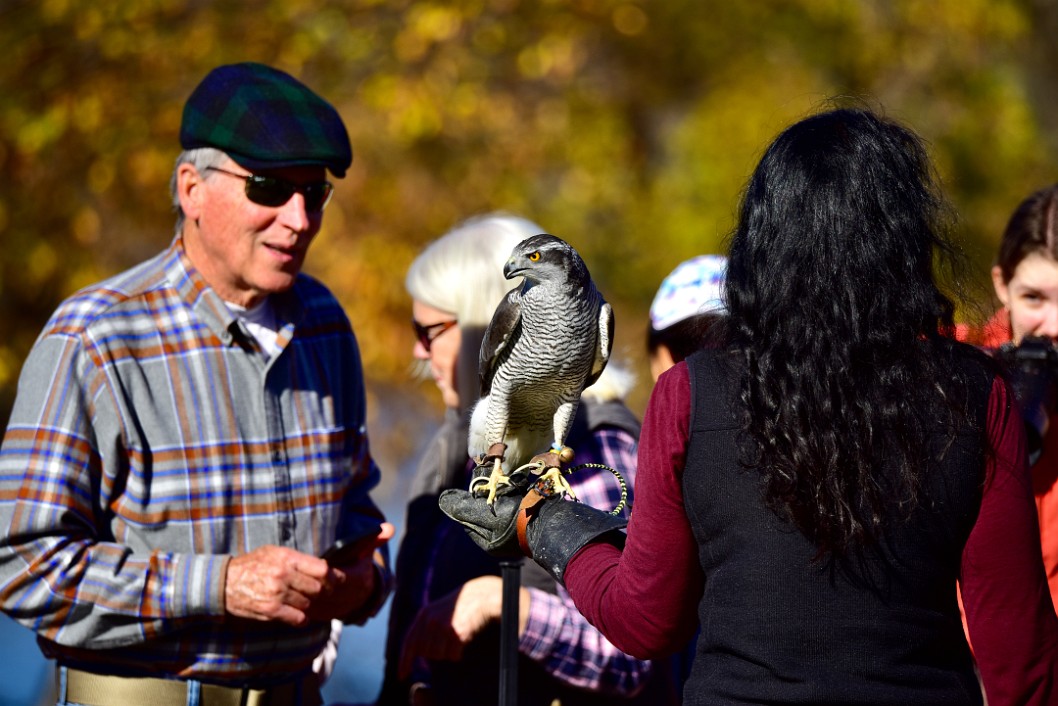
[{"xmin": 649, "ymin": 255, "xmax": 728, "ymax": 331}]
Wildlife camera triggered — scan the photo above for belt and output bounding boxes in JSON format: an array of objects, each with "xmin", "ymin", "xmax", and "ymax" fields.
[{"xmin": 61, "ymin": 668, "xmax": 322, "ymax": 706}]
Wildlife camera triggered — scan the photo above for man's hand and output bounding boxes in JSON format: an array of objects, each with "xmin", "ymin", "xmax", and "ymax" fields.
[
  {"xmin": 224, "ymin": 545, "xmax": 331, "ymax": 626},
  {"xmin": 397, "ymin": 576, "xmax": 530, "ymax": 679},
  {"xmin": 309, "ymin": 522, "xmax": 396, "ymax": 623},
  {"xmin": 224, "ymin": 523, "xmax": 395, "ymax": 627}
]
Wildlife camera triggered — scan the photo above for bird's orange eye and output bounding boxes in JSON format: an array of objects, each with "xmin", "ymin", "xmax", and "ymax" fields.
[{"xmin": 529, "ymin": 252, "xmax": 541, "ymax": 262}]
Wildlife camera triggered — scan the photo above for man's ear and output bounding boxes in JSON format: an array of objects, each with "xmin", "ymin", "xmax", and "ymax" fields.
[
  {"xmin": 992, "ymin": 265, "xmax": 1010, "ymax": 308},
  {"xmin": 176, "ymin": 163, "xmax": 205, "ymax": 223}
]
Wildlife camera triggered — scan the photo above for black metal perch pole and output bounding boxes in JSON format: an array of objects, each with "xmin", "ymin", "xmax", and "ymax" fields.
[{"xmin": 499, "ymin": 558, "xmax": 522, "ymax": 706}]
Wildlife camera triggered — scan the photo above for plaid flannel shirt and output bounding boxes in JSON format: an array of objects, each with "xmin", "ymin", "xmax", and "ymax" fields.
[
  {"xmin": 519, "ymin": 424, "xmax": 652, "ymax": 695},
  {"xmin": 0, "ymin": 237, "xmax": 390, "ymax": 685}
]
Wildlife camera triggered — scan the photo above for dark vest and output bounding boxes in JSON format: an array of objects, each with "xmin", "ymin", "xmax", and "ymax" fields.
[{"xmin": 681, "ymin": 347, "xmax": 989, "ymax": 705}]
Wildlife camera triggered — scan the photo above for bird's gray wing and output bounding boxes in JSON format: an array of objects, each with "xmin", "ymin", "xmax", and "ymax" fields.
[
  {"xmin": 479, "ymin": 287, "xmax": 523, "ymax": 397},
  {"xmin": 584, "ymin": 301, "xmax": 614, "ymax": 389}
]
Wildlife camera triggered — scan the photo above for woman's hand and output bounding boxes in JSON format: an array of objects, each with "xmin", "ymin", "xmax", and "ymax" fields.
[{"xmin": 397, "ymin": 576, "xmax": 529, "ymax": 678}]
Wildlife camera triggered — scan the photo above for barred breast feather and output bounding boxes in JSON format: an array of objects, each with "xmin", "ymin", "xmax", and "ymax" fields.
[{"xmin": 468, "ymin": 233, "xmax": 613, "ymax": 470}]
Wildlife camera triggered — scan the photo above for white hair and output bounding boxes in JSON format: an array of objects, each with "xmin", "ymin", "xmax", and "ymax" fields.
[{"xmin": 406, "ymin": 212, "xmax": 544, "ymax": 327}]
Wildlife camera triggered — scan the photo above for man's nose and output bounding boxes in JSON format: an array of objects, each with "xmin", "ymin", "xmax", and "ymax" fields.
[{"xmin": 278, "ymin": 192, "xmax": 312, "ymax": 233}]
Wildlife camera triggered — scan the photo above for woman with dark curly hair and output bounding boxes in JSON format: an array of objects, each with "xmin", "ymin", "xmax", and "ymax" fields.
[{"xmin": 443, "ymin": 108, "xmax": 1058, "ymax": 705}]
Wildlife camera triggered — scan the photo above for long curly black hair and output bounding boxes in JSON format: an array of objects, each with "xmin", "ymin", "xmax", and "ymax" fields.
[{"xmin": 723, "ymin": 107, "xmax": 974, "ymax": 557}]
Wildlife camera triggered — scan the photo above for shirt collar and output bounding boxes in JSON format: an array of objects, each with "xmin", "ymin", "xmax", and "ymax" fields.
[{"xmin": 162, "ymin": 235, "xmax": 305, "ymax": 347}]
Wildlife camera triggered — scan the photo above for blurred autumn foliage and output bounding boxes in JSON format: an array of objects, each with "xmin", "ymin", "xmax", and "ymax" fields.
[{"xmin": 4, "ymin": 0, "xmax": 1058, "ymax": 424}]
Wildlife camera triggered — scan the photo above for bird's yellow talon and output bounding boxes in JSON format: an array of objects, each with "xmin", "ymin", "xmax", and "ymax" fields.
[
  {"xmin": 470, "ymin": 456, "xmax": 512, "ymax": 506},
  {"xmin": 534, "ymin": 466, "xmax": 577, "ymax": 501}
]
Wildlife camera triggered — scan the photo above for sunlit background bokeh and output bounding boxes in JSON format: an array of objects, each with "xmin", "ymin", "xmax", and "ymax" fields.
[{"xmin": 3, "ymin": 1, "xmax": 1058, "ymax": 703}]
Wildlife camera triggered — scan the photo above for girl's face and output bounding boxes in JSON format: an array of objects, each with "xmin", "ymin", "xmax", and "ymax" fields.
[
  {"xmin": 412, "ymin": 299, "xmax": 462, "ymax": 409},
  {"xmin": 993, "ymin": 251, "xmax": 1058, "ymax": 344}
]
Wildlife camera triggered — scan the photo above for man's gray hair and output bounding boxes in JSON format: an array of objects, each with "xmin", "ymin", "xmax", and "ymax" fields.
[{"xmin": 170, "ymin": 147, "xmax": 228, "ymax": 234}]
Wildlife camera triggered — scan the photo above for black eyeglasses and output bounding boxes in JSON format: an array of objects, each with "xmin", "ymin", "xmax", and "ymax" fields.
[
  {"xmin": 412, "ymin": 318, "xmax": 457, "ymax": 352},
  {"xmin": 206, "ymin": 167, "xmax": 334, "ymax": 212}
]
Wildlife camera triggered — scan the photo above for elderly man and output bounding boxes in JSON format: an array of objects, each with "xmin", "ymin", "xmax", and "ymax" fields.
[{"xmin": 0, "ymin": 63, "xmax": 393, "ymax": 705}]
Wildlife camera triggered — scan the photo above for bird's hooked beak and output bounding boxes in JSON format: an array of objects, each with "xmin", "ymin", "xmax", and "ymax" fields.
[{"xmin": 503, "ymin": 258, "xmax": 523, "ymax": 280}]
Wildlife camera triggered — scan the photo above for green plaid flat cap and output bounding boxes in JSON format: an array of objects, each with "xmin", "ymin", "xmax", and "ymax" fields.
[{"xmin": 180, "ymin": 62, "xmax": 352, "ymax": 177}]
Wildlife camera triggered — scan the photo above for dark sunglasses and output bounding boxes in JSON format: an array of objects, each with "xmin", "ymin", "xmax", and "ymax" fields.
[
  {"xmin": 412, "ymin": 318, "xmax": 457, "ymax": 352},
  {"xmin": 206, "ymin": 166, "xmax": 334, "ymax": 212}
]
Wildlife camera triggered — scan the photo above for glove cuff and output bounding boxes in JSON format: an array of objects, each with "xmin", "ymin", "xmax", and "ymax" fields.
[
  {"xmin": 523, "ymin": 496, "xmax": 628, "ymax": 584},
  {"xmin": 516, "ymin": 489, "xmax": 548, "ymax": 557}
]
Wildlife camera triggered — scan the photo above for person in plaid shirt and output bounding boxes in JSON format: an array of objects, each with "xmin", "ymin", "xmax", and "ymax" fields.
[
  {"xmin": 0, "ymin": 63, "xmax": 393, "ymax": 705},
  {"xmin": 377, "ymin": 214, "xmax": 676, "ymax": 706}
]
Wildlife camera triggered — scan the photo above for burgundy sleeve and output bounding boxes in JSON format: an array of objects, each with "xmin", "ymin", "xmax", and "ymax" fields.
[
  {"xmin": 563, "ymin": 362, "xmax": 704, "ymax": 659},
  {"xmin": 961, "ymin": 375, "xmax": 1058, "ymax": 706}
]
